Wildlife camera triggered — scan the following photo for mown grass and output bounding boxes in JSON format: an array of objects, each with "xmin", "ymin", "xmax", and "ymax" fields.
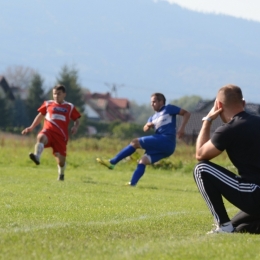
[{"xmin": 0, "ymin": 133, "xmax": 260, "ymax": 259}]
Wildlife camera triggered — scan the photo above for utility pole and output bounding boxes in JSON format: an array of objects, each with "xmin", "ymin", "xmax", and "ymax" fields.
[{"xmin": 104, "ymin": 82, "xmax": 124, "ymax": 97}]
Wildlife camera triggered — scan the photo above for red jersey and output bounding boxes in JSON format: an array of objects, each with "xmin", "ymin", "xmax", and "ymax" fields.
[{"xmin": 38, "ymin": 100, "xmax": 81, "ymax": 141}]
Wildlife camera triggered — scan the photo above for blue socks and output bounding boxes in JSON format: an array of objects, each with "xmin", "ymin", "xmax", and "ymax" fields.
[
  {"xmin": 109, "ymin": 145, "xmax": 146, "ymax": 186},
  {"xmin": 130, "ymin": 164, "xmax": 146, "ymax": 186},
  {"xmin": 110, "ymin": 145, "xmax": 136, "ymax": 165}
]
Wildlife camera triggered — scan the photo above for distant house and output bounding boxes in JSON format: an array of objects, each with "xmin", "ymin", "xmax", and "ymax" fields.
[
  {"xmin": 178, "ymin": 99, "xmax": 260, "ymax": 145},
  {"xmin": 84, "ymin": 103, "xmax": 101, "ymax": 121},
  {"xmin": 84, "ymin": 92, "xmax": 133, "ymax": 122},
  {"xmin": 0, "ymin": 76, "xmax": 15, "ymax": 100}
]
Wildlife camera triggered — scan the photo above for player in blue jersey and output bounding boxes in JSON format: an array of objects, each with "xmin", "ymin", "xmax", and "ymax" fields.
[{"xmin": 96, "ymin": 93, "xmax": 190, "ymax": 186}]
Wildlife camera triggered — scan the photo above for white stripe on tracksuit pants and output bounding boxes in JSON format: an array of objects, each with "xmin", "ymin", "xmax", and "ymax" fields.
[{"xmin": 193, "ymin": 160, "xmax": 260, "ymax": 224}]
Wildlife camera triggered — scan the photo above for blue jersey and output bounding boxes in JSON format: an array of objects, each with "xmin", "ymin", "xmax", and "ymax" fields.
[{"xmin": 147, "ymin": 104, "xmax": 181, "ymax": 141}]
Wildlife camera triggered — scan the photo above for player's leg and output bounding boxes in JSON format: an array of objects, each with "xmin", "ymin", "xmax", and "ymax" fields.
[
  {"xmin": 231, "ymin": 210, "xmax": 260, "ymax": 234},
  {"xmin": 96, "ymin": 138, "xmax": 141, "ymax": 169},
  {"xmin": 128, "ymin": 135, "xmax": 175, "ymax": 186},
  {"xmin": 110, "ymin": 138, "xmax": 140, "ymax": 164},
  {"xmin": 193, "ymin": 160, "xmax": 260, "ymax": 233},
  {"xmin": 54, "ymin": 153, "xmax": 66, "ymax": 181},
  {"xmin": 52, "ymin": 136, "xmax": 67, "ymax": 181},
  {"xmin": 127, "ymin": 154, "xmax": 150, "ymax": 186},
  {"xmin": 29, "ymin": 132, "xmax": 48, "ymax": 165}
]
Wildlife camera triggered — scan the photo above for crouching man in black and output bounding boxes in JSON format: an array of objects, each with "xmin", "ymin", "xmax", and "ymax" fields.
[{"xmin": 194, "ymin": 84, "xmax": 260, "ymax": 234}]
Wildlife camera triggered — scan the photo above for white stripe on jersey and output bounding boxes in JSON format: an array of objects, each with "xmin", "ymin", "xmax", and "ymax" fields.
[
  {"xmin": 152, "ymin": 114, "xmax": 172, "ymax": 130},
  {"xmin": 44, "ymin": 100, "xmax": 72, "ymax": 141},
  {"xmin": 51, "ymin": 114, "xmax": 66, "ymax": 121}
]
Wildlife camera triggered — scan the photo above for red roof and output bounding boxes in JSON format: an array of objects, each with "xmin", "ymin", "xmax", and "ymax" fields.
[
  {"xmin": 84, "ymin": 92, "xmax": 133, "ymax": 122},
  {"xmin": 109, "ymin": 98, "xmax": 129, "ymax": 109}
]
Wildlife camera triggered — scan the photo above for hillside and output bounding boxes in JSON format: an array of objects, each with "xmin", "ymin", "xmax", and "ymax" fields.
[{"xmin": 1, "ymin": 0, "xmax": 260, "ymax": 103}]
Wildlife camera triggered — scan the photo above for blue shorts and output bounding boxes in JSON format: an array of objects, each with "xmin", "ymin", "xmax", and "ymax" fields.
[{"xmin": 138, "ymin": 134, "xmax": 176, "ymax": 164}]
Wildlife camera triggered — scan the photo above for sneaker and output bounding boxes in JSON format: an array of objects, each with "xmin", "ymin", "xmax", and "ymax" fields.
[
  {"xmin": 29, "ymin": 153, "xmax": 40, "ymax": 165},
  {"xmin": 125, "ymin": 182, "xmax": 136, "ymax": 187},
  {"xmin": 57, "ymin": 174, "xmax": 64, "ymax": 181},
  {"xmin": 207, "ymin": 223, "xmax": 235, "ymax": 234},
  {"xmin": 96, "ymin": 158, "xmax": 115, "ymax": 170}
]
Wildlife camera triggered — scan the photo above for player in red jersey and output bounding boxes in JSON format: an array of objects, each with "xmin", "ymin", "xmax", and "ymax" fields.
[{"xmin": 21, "ymin": 84, "xmax": 81, "ymax": 181}]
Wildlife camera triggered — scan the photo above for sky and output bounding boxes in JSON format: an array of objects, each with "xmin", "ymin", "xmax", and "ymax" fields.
[
  {"xmin": 161, "ymin": 0, "xmax": 260, "ymax": 22},
  {"xmin": 1, "ymin": 0, "xmax": 260, "ymax": 104}
]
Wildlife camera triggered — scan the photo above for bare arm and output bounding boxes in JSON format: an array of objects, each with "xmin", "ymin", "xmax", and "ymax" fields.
[
  {"xmin": 71, "ymin": 118, "xmax": 80, "ymax": 135},
  {"xmin": 176, "ymin": 108, "xmax": 191, "ymax": 139},
  {"xmin": 196, "ymin": 100, "xmax": 223, "ymax": 161},
  {"xmin": 21, "ymin": 113, "xmax": 44, "ymax": 135},
  {"xmin": 143, "ymin": 122, "xmax": 154, "ymax": 132}
]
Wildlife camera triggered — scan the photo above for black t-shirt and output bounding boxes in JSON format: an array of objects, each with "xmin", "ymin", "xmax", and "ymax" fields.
[{"xmin": 211, "ymin": 111, "xmax": 260, "ymax": 183}]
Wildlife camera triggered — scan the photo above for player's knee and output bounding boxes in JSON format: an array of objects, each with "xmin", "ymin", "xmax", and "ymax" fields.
[
  {"xmin": 59, "ymin": 162, "xmax": 66, "ymax": 167},
  {"xmin": 37, "ymin": 134, "xmax": 48, "ymax": 144},
  {"xmin": 130, "ymin": 138, "xmax": 141, "ymax": 149},
  {"xmin": 139, "ymin": 155, "xmax": 151, "ymax": 165}
]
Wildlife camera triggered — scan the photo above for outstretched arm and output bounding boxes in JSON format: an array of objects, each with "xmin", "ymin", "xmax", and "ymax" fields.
[
  {"xmin": 176, "ymin": 108, "xmax": 190, "ymax": 139},
  {"xmin": 21, "ymin": 113, "xmax": 44, "ymax": 135}
]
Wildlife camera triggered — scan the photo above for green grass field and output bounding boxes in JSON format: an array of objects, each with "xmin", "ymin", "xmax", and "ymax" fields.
[{"xmin": 1, "ymin": 133, "xmax": 260, "ymax": 260}]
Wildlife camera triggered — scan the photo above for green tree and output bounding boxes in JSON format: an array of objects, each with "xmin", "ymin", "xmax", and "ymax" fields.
[
  {"xmin": 112, "ymin": 122, "xmax": 149, "ymax": 140},
  {"xmin": 12, "ymin": 97, "xmax": 30, "ymax": 127},
  {"xmin": 130, "ymin": 101, "xmax": 153, "ymax": 125},
  {"xmin": 55, "ymin": 65, "xmax": 87, "ymax": 138},
  {"xmin": 26, "ymin": 73, "xmax": 45, "ymax": 122},
  {"xmin": 55, "ymin": 65, "xmax": 85, "ymax": 113},
  {"xmin": 0, "ymin": 95, "xmax": 11, "ymax": 129},
  {"xmin": 170, "ymin": 95, "xmax": 203, "ymax": 112}
]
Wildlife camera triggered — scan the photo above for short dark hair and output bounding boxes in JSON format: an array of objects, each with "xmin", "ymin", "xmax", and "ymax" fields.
[
  {"xmin": 218, "ymin": 84, "xmax": 243, "ymax": 107},
  {"xmin": 53, "ymin": 84, "xmax": 66, "ymax": 93},
  {"xmin": 151, "ymin": 93, "xmax": 166, "ymax": 104}
]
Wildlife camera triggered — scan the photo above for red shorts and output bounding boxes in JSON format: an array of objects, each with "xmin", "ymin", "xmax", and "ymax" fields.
[{"xmin": 39, "ymin": 129, "xmax": 67, "ymax": 157}]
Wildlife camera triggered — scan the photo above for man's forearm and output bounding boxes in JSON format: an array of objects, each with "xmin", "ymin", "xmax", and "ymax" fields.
[
  {"xmin": 179, "ymin": 111, "xmax": 190, "ymax": 131},
  {"xmin": 196, "ymin": 121, "xmax": 211, "ymax": 151},
  {"xmin": 143, "ymin": 123, "xmax": 153, "ymax": 132},
  {"xmin": 74, "ymin": 119, "xmax": 80, "ymax": 128}
]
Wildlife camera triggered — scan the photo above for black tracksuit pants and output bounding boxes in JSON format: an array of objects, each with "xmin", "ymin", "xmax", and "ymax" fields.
[{"xmin": 193, "ymin": 160, "xmax": 260, "ymax": 233}]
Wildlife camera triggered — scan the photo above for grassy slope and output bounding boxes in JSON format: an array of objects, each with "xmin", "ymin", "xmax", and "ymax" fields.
[{"xmin": 0, "ymin": 134, "xmax": 260, "ymax": 260}]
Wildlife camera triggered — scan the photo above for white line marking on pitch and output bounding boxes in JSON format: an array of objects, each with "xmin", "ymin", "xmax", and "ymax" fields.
[{"xmin": 0, "ymin": 208, "xmax": 237, "ymax": 233}]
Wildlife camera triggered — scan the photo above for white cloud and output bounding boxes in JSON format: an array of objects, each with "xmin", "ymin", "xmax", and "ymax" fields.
[{"xmin": 160, "ymin": 0, "xmax": 260, "ymax": 22}]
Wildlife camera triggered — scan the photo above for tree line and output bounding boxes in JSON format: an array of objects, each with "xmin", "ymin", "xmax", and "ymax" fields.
[
  {"xmin": 0, "ymin": 65, "xmax": 87, "ymax": 136},
  {"xmin": 0, "ymin": 65, "xmax": 203, "ymax": 139}
]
